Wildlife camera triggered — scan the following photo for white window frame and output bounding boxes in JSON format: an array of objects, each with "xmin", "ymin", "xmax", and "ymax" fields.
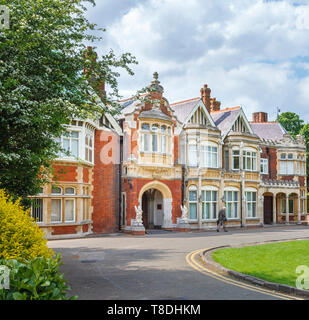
[
  {"xmin": 232, "ymin": 149, "xmax": 240, "ymax": 170},
  {"xmin": 200, "ymin": 142, "xmax": 218, "ymax": 168},
  {"xmin": 64, "ymin": 199, "xmax": 76, "ymax": 223},
  {"xmin": 51, "ymin": 198, "xmax": 62, "ymax": 223},
  {"xmin": 188, "ymin": 185, "xmax": 198, "ymax": 221},
  {"xmin": 224, "ymin": 188, "xmax": 239, "ymax": 219},
  {"xmin": 201, "ymin": 187, "xmax": 218, "ymax": 220},
  {"xmin": 261, "ymin": 158, "xmax": 268, "ymax": 174},
  {"xmin": 188, "ymin": 143, "xmax": 198, "ymax": 167},
  {"xmin": 58, "ymin": 130, "xmax": 80, "ymax": 158},
  {"xmin": 245, "ymin": 190, "xmax": 257, "ymax": 218},
  {"xmin": 85, "ymin": 133, "xmax": 94, "ymax": 163},
  {"xmin": 243, "ymin": 149, "xmax": 257, "ymax": 171}
]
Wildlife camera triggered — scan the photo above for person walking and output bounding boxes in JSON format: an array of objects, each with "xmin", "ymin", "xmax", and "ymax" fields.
[{"xmin": 217, "ymin": 206, "xmax": 227, "ymax": 232}]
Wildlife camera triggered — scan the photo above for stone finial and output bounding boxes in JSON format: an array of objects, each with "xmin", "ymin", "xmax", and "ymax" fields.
[{"xmin": 149, "ymin": 71, "xmax": 164, "ymax": 93}]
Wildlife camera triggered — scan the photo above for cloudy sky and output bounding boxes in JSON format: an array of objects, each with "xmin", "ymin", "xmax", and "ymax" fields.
[{"xmin": 84, "ymin": 0, "xmax": 309, "ymax": 122}]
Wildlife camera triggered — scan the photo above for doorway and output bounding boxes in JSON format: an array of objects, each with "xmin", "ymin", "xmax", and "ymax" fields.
[
  {"xmin": 264, "ymin": 195, "xmax": 273, "ymax": 224},
  {"xmin": 141, "ymin": 189, "xmax": 164, "ymax": 229}
]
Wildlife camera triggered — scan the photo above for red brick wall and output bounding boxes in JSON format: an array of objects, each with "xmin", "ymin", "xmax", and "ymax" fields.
[
  {"xmin": 83, "ymin": 167, "xmax": 89, "ymax": 183},
  {"xmin": 92, "ymin": 129, "xmax": 120, "ymax": 234},
  {"xmin": 52, "ymin": 225, "xmax": 77, "ymax": 235},
  {"xmin": 52, "ymin": 165, "xmax": 78, "ymax": 182},
  {"xmin": 261, "ymin": 147, "xmax": 277, "ymax": 180}
]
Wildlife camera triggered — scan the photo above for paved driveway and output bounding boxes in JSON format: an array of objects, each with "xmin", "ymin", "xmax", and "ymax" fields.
[{"xmin": 48, "ymin": 226, "xmax": 309, "ymax": 300}]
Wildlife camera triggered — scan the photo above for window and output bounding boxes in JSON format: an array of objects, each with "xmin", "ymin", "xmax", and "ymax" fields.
[
  {"xmin": 31, "ymin": 199, "xmax": 43, "ymax": 222},
  {"xmin": 232, "ymin": 150, "xmax": 240, "ymax": 170},
  {"xmin": 85, "ymin": 134, "xmax": 93, "ymax": 162},
  {"xmin": 140, "ymin": 123, "xmax": 171, "ymax": 154},
  {"xmin": 189, "ymin": 186, "xmax": 198, "ymax": 220},
  {"xmin": 59, "ymin": 131, "xmax": 79, "ymax": 158},
  {"xmin": 246, "ymin": 191, "xmax": 257, "ymax": 218},
  {"xmin": 152, "ymin": 134, "xmax": 158, "ymax": 152},
  {"xmin": 51, "ymin": 187, "xmax": 62, "ymax": 195},
  {"xmin": 65, "ymin": 199, "xmax": 75, "ymax": 222},
  {"xmin": 243, "ymin": 150, "xmax": 257, "ymax": 171},
  {"xmin": 51, "ymin": 199, "xmax": 62, "ymax": 222},
  {"xmin": 281, "ymin": 198, "xmax": 286, "ymax": 213},
  {"xmin": 201, "ymin": 189, "xmax": 218, "ymax": 220},
  {"xmin": 280, "ymin": 160, "xmax": 294, "ymax": 175},
  {"xmin": 224, "ymin": 190, "xmax": 239, "ymax": 219},
  {"xmin": 261, "ymin": 158, "xmax": 268, "ymax": 174},
  {"xmin": 188, "ymin": 144, "xmax": 197, "ymax": 167},
  {"xmin": 201, "ymin": 145, "xmax": 218, "ymax": 168},
  {"xmin": 65, "ymin": 187, "xmax": 75, "ymax": 195}
]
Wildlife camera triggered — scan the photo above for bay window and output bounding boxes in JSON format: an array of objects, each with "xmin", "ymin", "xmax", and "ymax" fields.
[{"xmin": 140, "ymin": 123, "xmax": 171, "ymax": 154}]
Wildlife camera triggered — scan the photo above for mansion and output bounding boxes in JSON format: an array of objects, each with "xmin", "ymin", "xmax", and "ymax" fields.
[{"xmin": 31, "ymin": 73, "xmax": 308, "ymax": 238}]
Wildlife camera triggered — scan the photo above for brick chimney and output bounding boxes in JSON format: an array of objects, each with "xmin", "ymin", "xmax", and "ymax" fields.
[
  {"xmin": 201, "ymin": 84, "xmax": 211, "ymax": 113},
  {"xmin": 84, "ymin": 46, "xmax": 106, "ymax": 98},
  {"xmin": 252, "ymin": 112, "xmax": 268, "ymax": 123},
  {"xmin": 210, "ymin": 98, "xmax": 221, "ymax": 112}
]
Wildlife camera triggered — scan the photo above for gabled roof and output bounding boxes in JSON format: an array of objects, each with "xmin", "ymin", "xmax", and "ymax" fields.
[
  {"xmin": 170, "ymin": 97, "xmax": 217, "ymax": 129},
  {"xmin": 170, "ymin": 97, "xmax": 201, "ymax": 123},
  {"xmin": 211, "ymin": 106, "xmax": 255, "ymax": 139},
  {"xmin": 211, "ymin": 107, "xmax": 242, "ymax": 136},
  {"xmin": 249, "ymin": 121, "xmax": 287, "ymax": 142}
]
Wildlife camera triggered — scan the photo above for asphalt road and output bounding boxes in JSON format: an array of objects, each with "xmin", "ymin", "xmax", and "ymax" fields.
[{"xmin": 48, "ymin": 225, "xmax": 309, "ymax": 300}]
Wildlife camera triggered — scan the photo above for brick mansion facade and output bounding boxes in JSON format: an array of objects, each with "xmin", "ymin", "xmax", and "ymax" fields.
[{"xmin": 31, "ymin": 73, "xmax": 308, "ymax": 238}]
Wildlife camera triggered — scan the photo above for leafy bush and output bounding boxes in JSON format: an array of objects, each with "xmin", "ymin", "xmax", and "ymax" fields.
[
  {"xmin": 0, "ymin": 189, "xmax": 53, "ymax": 261},
  {"xmin": 0, "ymin": 254, "xmax": 76, "ymax": 300}
]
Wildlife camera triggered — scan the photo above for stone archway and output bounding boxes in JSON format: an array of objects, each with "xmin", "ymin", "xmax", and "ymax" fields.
[{"xmin": 138, "ymin": 181, "xmax": 173, "ymax": 229}]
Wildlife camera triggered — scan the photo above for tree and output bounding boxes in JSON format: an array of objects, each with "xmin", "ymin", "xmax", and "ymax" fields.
[
  {"xmin": 277, "ymin": 112, "xmax": 304, "ymax": 137},
  {"xmin": 0, "ymin": 0, "xmax": 137, "ymax": 199},
  {"xmin": 300, "ymin": 124, "xmax": 309, "ymax": 183}
]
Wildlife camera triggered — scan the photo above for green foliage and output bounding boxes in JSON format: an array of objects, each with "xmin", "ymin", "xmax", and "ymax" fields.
[
  {"xmin": 0, "ymin": 254, "xmax": 77, "ymax": 300},
  {"xmin": 0, "ymin": 189, "xmax": 53, "ymax": 261},
  {"xmin": 0, "ymin": 0, "xmax": 137, "ymax": 199},
  {"xmin": 278, "ymin": 112, "xmax": 304, "ymax": 137}
]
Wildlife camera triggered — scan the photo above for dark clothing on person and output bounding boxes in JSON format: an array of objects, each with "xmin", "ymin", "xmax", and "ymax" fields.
[{"xmin": 217, "ymin": 208, "xmax": 227, "ymax": 232}]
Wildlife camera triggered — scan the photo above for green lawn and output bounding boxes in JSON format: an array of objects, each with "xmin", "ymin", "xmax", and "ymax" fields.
[{"xmin": 212, "ymin": 240, "xmax": 309, "ymax": 288}]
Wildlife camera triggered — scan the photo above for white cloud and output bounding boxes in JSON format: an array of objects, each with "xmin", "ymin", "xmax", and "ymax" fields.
[{"xmin": 86, "ymin": 0, "xmax": 309, "ymax": 122}]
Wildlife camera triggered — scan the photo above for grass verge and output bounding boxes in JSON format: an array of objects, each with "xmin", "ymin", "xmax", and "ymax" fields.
[{"xmin": 212, "ymin": 240, "xmax": 309, "ymax": 288}]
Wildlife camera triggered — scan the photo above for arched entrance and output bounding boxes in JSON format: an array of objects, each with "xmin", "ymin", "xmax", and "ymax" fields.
[
  {"xmin": 142, "ymin": 189, "xmax": 164, "ymax": 229},
  {"xmin": 138, "ymin": 181, "xmax": 173, "ymax": 230}
]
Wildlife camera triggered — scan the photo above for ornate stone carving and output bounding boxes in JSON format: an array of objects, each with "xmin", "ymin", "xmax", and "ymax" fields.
[
  {"xmin": 180, "ymin": 205, "xmax": 188, "ymax": 221},
  {"xmin": 134, "ymin": 205, "xmax": 143, "ymax": 225}
]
